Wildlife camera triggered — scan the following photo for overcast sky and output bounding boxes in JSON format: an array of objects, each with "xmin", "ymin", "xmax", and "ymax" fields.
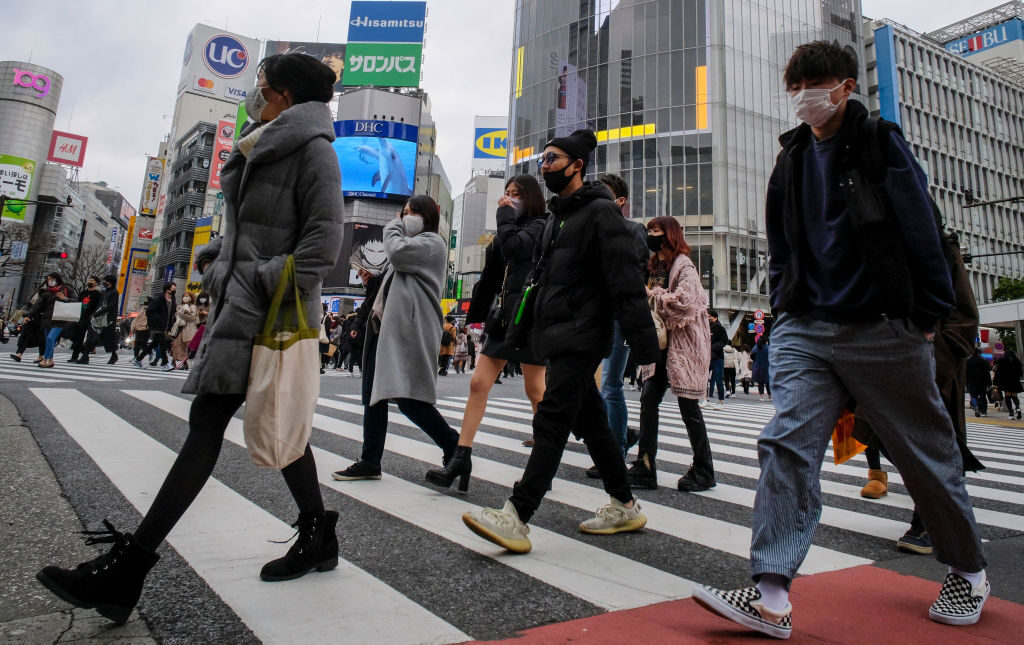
[{"xmin": 5, "ymin": 1, "xmax": 976, "ymax": 209}]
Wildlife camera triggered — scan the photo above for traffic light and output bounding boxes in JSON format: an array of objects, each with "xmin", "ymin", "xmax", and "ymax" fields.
[{"xmin": 47, "ymin": 250, "xmax": 69, "ymax": 260}]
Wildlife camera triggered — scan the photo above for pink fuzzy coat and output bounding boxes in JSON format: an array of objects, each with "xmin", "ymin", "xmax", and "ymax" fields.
[{"xmin": 650, "ymin": 253, "xmax": 710, "ymax": 399}]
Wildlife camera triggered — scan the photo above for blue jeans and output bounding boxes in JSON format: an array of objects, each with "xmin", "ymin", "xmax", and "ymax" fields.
[
  {"xmin": 750, "ymin": 314, "xmax": 986, "ymax": 582},
  {"xmin": 600, "ymin": 321, "xmax": 630, "ymax": 456},
  {"xmin": 708, "ymin": 357, "xmax": 725, "ymax": 401},
  {"xmin": 43, "ymin": 326, "xmax": 63, "ymax": 359}
]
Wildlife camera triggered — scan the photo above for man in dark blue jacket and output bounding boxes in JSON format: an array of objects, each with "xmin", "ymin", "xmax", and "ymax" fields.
[{"xmin": 693, "ymin": 41, "xmax": 988, "ymax": 638}]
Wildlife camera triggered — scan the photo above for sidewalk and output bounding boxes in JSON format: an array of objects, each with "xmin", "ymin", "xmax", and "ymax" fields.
[{"xmin": 0, "ymin": 394, "xmax": 156, "ymax": 644}]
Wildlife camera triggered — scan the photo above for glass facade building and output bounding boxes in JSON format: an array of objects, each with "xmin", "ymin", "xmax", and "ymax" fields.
[
  {"xmin": 508, "ymin": 0, "xmax": 864, "ymax": 330},
  {"xmin": 865, "ymin": 18, "xmax": 1024, "ymax": 303}
]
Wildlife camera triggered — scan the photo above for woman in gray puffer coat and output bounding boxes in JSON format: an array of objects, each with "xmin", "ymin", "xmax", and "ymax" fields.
[{"xmin": 37, "ymin": 54, "xmax": 344, "ymax": 623}]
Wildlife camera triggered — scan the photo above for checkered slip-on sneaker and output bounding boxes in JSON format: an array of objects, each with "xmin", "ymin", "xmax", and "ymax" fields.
[
  {"xmin": 929, "ymin": 571, "xmax": 990, "ymax": 626},
  {"xmin": 693, "ymin": 585, "xmax": 792, "ymax": 639}
]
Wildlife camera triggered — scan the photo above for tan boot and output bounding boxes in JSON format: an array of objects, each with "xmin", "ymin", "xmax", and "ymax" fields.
[{"xmin": 860, "ymin": 469, "xmax": 888, "ymax": 499}]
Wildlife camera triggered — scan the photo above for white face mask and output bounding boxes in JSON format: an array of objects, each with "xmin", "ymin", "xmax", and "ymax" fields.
[
  {"xmin": 790, "ymin": 81, "xmax": 847, "ymax": 128},
  {"xmin": 245, "ymin": 86, "xmax": 270, "ymax": 124},
  {"xmin": 403, "ymin": 214, "xmax": 424, "ymax": 236},
  {"xmin": 47, "ymin": 279, "xmax": 56, "ymax": 287}
]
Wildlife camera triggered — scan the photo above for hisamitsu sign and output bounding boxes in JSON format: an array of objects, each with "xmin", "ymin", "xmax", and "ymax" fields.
[
  {"xmin": 944, "ymin": 19, "xmax": 1023, "ymax": 57},
  {"xmin": 347, "ymin": 1, "xmax": 427, "ymax": 43}
]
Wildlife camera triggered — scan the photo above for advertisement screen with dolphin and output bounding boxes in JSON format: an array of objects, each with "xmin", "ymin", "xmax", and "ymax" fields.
[{"xmin": 333, "ymin": 119, "xmax": 418, "ymax": 200}]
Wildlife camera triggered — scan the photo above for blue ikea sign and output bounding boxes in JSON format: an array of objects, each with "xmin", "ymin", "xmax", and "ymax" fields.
[
  {"xmin": 474, "ymin": 128, "xmax": 507, "ymax": 159},
  {"xmin": 348, "ymin": 1, "xmax": 427, "ymax": 44}
]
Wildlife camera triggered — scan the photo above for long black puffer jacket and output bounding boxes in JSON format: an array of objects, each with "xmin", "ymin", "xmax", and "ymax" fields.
[{"xmin": 529, "ymin": 181, "xmax": 659, "ymax": 364}]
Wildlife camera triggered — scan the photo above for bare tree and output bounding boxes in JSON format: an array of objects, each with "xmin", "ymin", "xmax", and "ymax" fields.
[{"xmin": 55, "ymin": 246, "xmax": 111, "ymax": 298}]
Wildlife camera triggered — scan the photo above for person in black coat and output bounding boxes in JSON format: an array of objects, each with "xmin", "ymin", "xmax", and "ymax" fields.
[
  {"xmin": 69, "ymin": 276, "xmax": 102, "ymax": 363},
  {"xmin": 994, "ymin": 348, "xmax": 1024, "ymax": 419},
  {"xmin": 965, "ymin": 350, "xmax": 992, "ymax": 417},
  {"xmin": 707, "ymin": 310, "xmax": 729, "ymax": 407},
  {"xmin": 80, "ymin": 274, "xmax": 121, "ymax": 364},
  {"xmin": 132, "ymin": 282, "xmax": 176, "ymax": 367},
  {"xmin": 463, "ymin": 129, "xmax": 660, "ymax": 552},
  {"xmin": 10, "ymin": 284, "xmax": 52, "ymax": 363}
]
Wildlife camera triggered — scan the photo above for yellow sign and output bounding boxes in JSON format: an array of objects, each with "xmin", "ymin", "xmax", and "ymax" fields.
[
  {"xmin": 440, "ymin": 299, "xmax": 458, "ymax": 315},
  {"xmin": 187, "ymin": 218, "xmax": 213, "ymax": 292}
]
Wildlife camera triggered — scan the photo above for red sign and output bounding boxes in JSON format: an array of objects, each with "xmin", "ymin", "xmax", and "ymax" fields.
[
  {"xmin": 754, "ymin": 309, "xmax": 764, "ymax": 320},
  {"xmin": 138, "ymin": 228, "xmax": 154, "ymax": 240},
  {"xmin": 46, "ymin": 130, "xmax": 89, "ymax": 167},
  {"xmin": 208, "ymin": 119, "xmax": 235, "ymax": 190}
]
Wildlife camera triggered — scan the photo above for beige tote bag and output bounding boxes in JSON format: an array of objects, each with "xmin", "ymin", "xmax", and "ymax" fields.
[{"xmin": 243, "ymin": 255, "xmax": 320, "ymax": 469}]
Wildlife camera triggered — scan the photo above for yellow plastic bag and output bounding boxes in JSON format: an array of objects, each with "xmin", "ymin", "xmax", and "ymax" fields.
[{"xmin": 831, "ymin": 410, "xmax": 867, "ymax": 465}]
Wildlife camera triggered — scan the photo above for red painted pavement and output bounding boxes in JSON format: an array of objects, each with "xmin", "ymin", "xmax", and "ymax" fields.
[{"xmin": 461, "ymin": 565, "xmax": 1024, "ymax": 644}]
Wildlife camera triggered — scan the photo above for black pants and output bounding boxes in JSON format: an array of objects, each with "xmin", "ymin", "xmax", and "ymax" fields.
[
  {"xmin": 510, "ymin": 353, "xmax": 632, "ymax": 523},
  {"xmin": 724, "ymin": 367, "xmax": 736, "ymax": 394},
  {"xmin": 637, "ymin": 352, "xmax": 715, "ymax": 484},
  {"xmin": 137, "ymin": 331, "xmax": 167, "ymax": 363},
  {"xmin": 16, "ymin": 321, "xmax": 42, "ymax": 355},
  {"xmin": 360, "ymin": 333, "xmax": 458, "ymax": 468},
  {"xmin": 438, "ymin": 354, "xmax": 451, "ymax": 373},
  {"xmin": 133, "ymin": 330, "xmax": 151, "ymax": 360},
  {"xmin": 134, "ymin": 392, "xmax": 324, "ymax": 552},
  {"xmin": 84, "ymin": 324, "xmax": 118, "ymax": 354}
]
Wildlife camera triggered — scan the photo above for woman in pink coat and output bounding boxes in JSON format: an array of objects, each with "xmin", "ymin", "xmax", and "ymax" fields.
[{"xmin": 628, "ymin": 215, "xmax": 716, "ymax": 492}]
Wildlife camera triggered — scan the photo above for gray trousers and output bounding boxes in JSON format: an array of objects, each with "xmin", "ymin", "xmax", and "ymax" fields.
[{"xmin": 750, "ymin": 314, "xmax": 986, "ymax": 582}]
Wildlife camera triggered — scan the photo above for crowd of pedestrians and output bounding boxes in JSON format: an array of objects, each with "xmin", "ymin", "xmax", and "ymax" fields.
[{"xmin": 34, "ymin": 43, "xmax": 1003, "ymax": 639}]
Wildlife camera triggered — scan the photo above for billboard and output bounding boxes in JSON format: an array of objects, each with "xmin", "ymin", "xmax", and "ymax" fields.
[
  {"xmin": 46, "ymin": 131, "xmax": 88, "ymax": 167},
  {"xmin": 342, "ymin": 42, "xmax": 422, "ymax": 87},
  {"xmin": 471, "ymin": 116, "xmax": 507, "ymax": 173},
  {"xmin": 945, "ymin": 19, "xmax": 1023, "ymax": 57},
  {"xmin": 347, "ymin": 223, "xmax": 386, "ymax": 287},
  {"xmin": 187, "ymin": 216, "xmax": 214, "ymax": 292},
  {"xmin": 140, "ymin": 157, "xmax": 163, "ymax": 215},
  {"xmin": 333, "ymin": 120, "xmax": 418, "ymax": 199},
  {"xmin": 555, "ymin": 62, "xmax": 588, "ymax": 137},
  {"xmin": 347, "ymin": 1, "xmax": 427, "ymax": 43},
  {"xmin": 208, "ymin": 120, "xmax": 235, "ymax": 190},
  {"xmin": 0, "ymin": 155, "xmax": 36, "ymax": 221},
  {"xmin": 177, "ymin": 24, "xmax": 260, "ymax": 101},
  {"xmin": 265, "ymin": 41, "xmax": 348, "ymax": 91}
]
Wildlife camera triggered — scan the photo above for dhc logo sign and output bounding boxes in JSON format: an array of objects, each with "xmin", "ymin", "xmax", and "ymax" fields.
[
  {"xmin": 474, "ymin": 128, "xmax": 507, "ymax": 159},
  {"xmin": 204, "ymin": 35, "xmax": 249, "ymax": 78},
  {"xmin": 354, "ymin": 121, "xmax": 385, "ymax": 134}
]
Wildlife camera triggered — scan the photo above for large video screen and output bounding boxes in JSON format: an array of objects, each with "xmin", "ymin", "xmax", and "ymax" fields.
[{"xmin": 333, "ymin": 120, "xmax": 418, "ymax": 200}]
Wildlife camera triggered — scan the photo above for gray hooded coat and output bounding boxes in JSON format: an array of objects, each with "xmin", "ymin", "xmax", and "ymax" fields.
[
  {"xmin": 183, "ymin": 101, "xmax": 343, "ymax": 395},
  {"xmin": 368, "ymin": 217, "xmax": 447, "ymax": 406}
]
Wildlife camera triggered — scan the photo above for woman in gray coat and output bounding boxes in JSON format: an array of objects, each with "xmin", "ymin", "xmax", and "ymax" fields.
[
  {"xmin": 37, "ymin": 54, "xmax": 344, "ymax": 624},
  {"xmin": 332, "ymin": 195, "xmax": 459, "ymax": 481}
]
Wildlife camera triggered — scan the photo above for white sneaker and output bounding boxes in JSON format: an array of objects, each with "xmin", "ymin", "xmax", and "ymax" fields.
[
  {"xmin": 693, "ymin": 585, "xmax": 792, "ymax": 639},
  {"xmin": 714, "ymin": 402, "xmax": 725, "ymax": 410},
  {"xmin": 760, "ymin": 396, "xmax": 766, "ymax": 402},
  {"xmin": 698, "ymin": 399, "xmax": 708, "ymax": 408},
  {"xmin": 462, "ymin": 501, "xmax": 532, "ymax": 553},
  {"xmin": 929, "ymin": 570, "xmax": 990, "ymax": 626},
  {"xmin": 578, "ymin": 497, "xmax": 647, "ymax": 535}
]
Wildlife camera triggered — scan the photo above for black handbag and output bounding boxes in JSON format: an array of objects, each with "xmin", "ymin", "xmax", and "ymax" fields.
[
  {"xmin": 484, "ymin": 264, "xmax": 509, "ymax": 342},
  {"xmin": 506, "ymin": 217, "xmax": 563, "ymax": 350}
]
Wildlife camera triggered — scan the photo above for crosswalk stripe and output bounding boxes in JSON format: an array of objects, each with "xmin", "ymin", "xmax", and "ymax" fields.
[
  {"xmin": 125, "ymin": 390, "xmax": 696, "ymax": 612},
  {"xmin": 0, "ymin": 371, "xmax": 71, "ymax": 383},
  {"xmin": 0, "ymin": 366, "xmax": 121, "ymax": 382},
  {"xmin": 429, "ymin": 396, "xmax": 1024, "ymax": 532},
  {"xmin": 32, "ymin": 388, "xmax": 469, "ymax": 645},
  {"xmin": 319, "ymin": 397, "xmax": 871, "ymax": 574},
  {"xmin": 468, "ymin": 396, "xmax": 1024, "ymax": 506}
]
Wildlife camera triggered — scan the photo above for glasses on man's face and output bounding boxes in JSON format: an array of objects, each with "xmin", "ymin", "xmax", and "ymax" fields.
[{"xmin": 537, "ymin": 152, "xmax": 571, "ymax": 170}]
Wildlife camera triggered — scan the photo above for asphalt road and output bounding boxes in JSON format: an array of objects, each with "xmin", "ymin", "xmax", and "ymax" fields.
[{"xmin": 2, "ymin": 349, "xmax": 1022, "ymax": 644}]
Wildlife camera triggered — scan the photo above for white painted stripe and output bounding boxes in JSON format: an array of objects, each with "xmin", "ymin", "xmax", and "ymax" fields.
[
  {"xmin": 2, "ymin": 362, "xmax": 172, "ymax": 382},
  {"xmin": 0, "ymin": 372, "xmax": 71, "ymax": 383},
  {"xmin": 428, "ymin": 397, "xmax": 1024, "ymax": 531},
  {"xmin": 319, "ymin": 397, "xmax": 870, "ymax": 574},
  {"xmin": 0, "ymin": 367, "xmax": 120, "ymax": 383},
  {"xmin": 33, "ymin": 388, "xmax": 467, "ymax": 645},
  {"xmin": 126, "ymin": 390, "xmax": 695, "ymax": 611}
]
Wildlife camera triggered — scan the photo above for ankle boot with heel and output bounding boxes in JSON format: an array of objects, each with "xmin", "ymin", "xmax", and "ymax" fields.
[{"xmin": 425, "ymin": 445, "xmax": 472, "ymax": 492}]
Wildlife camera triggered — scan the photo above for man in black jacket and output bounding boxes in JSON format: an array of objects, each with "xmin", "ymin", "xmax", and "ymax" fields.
[
  {"xmin": 68, "ymin": 275, "xmax": 101, "ymax": 363},
  {"xmin": 79, "ymin": 274, "xmax": 120, "ymax": 364},
  {"xmin": 694, "ymin": 41, "xmax": 987, "ymax": 638},
  {"xmin": 965, "ymin": 349, "xmax": 992, "ymax": 418},
  {"xmin": 131, "ymin": 282, "xmax": 175, "ymax": 368},
  {"xmin": 463, "ymin": 129, "xmax": 660, "ymax": 553},
  {"xmin": 707, "ymin": 309, "xmax": 729, "ymax": 409}
]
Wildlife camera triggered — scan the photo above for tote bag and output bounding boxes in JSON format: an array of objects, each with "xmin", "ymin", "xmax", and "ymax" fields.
[
  {"xmin": 51, "ymin": 301, "xmax": 82, "ymax": 322},
  {"xmin": 243, "ymin": 255, "xmax": 321, "ymax": 469}
]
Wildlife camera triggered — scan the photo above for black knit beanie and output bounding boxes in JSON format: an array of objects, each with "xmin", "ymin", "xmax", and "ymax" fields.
[{"xmin": 545, "ymin": 129, "xmax": 597, "ymax": 172}]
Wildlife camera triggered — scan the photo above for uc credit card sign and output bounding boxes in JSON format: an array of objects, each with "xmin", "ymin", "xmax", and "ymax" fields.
[{"xmin": 347, "ymin": 1, "xmax": 427, "ymax": 43}]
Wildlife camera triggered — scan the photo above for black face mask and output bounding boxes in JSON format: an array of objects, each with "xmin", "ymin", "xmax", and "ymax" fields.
[
  {"xmin": 542, "ymin": 163, "xmax": 577, "ymax": 194},
  {"xmin": 647, "ymin": 234, "xmax": 665, "ymax": 252}
]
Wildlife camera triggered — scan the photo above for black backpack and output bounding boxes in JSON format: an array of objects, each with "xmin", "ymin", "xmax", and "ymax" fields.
[{"xmin": 440, "ymin": 327, "xmax": 453, "ymax": 347}]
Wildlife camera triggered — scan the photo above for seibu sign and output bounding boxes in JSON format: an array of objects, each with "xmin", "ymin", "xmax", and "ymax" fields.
[{"xmin": 945, "ymin": 19, "xmax": 1023, "ymax": 56}]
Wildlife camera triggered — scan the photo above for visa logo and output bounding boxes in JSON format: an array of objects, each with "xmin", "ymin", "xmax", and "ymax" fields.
[
  {"xmin": 475, "ymin": 128, "xmax": 507, "ymax": 158},
  {"xmin": 225, "ymin": 86, "xmax": 248, "ymax": 98}
]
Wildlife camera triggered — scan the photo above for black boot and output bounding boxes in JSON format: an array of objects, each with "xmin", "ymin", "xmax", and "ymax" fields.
[
  {"xmin": 260, "ymin": 511, "xmax": 339, "ymax": 582},
  {"xmin": 67, "ymin": 353, "xmax": 79, "ymax": 363},
  {"xmin": 425, "ymin": 446, "xmax": 472, "ymax": 492},
  {"xmin": 627, "ymin": 454, "xmax": 658, "ymax": 489},
  {"xmin": 107, "ymin": 351, "xmax": 118, "ymax": 365},
  {"xmin": 36, "ymin": 519, "xmax": 160, "ymax": 625},
  {"xmin": 76, "ymin": 355, "xmax": 89, "ymax": 364}
]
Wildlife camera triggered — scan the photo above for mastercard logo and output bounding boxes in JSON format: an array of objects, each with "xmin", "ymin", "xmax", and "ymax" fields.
[{"xmin": 197, "ymin": 78, "xmax": 215, "ymax": 89}]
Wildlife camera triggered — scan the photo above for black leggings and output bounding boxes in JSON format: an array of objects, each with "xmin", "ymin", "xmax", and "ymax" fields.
[
  {"xmin": 134, "ymin": 393, "xmax": 324, "ymax": 552},
  {"xmin": 1005, "ymin": 393, "xmax": 1020, "ymax": 414}
]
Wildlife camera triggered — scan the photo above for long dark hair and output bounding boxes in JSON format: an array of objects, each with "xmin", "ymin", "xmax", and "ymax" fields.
[
  {"xmin": 259, "ymin": 54, "xmax": 335, "ymax": 104},
  {"xmin": 506, "ymin": 174, "xmax": 546, "ymax": 220},
  {"xmin": 46, "ymin": 272, "xmax": 63, "ymax": 285},
  {"xmin": 646, "ymin": 216, "xmax": 691, "ymax": 273},
  {"xmin": 405, "ymin": 195, "xmax": 440, "ymax": 233}
]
